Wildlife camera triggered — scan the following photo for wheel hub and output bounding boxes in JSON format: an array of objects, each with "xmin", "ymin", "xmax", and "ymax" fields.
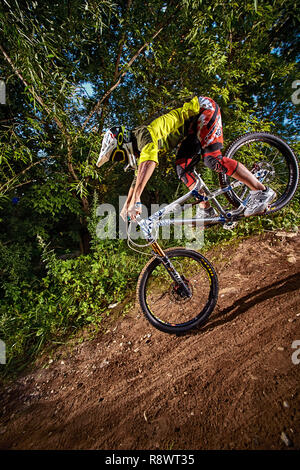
[
  {"xmin": 252, "ymin": 161, "xmax": 275, "ymax": 184},
  {"xmin": 170, "ymin": 277, "xmax": 193, "ymax": 303}
]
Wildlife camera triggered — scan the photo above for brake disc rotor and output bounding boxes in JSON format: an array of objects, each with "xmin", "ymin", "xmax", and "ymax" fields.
[
  {"xmin": 169, "ymin": 277, "xmax": 193, "ymax": 303},
  {"xmin": 253, "ymin": 161, "xmax": 276, "ymax": 183}
]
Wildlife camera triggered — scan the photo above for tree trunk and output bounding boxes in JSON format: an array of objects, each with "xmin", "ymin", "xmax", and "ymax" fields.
[
  {"xmin": 79, "ymin": 223, "xmax": 91, "ymax": 255},
  {"xmin": 79, "ymin": 196, "xmax": 91, "ymax": 255}
]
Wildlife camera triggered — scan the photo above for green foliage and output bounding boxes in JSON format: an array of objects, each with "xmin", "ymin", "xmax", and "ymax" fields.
[
  {"xmin": 0, "ymin": 233, "xmax": 144, "ymax": 376},
  {"xmin": 201, "ymin": 199, "xmax": 300, "ymax": 251}
]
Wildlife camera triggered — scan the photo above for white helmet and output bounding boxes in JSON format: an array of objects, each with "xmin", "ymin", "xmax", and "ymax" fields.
[{"xmin": 96, "ymin": 126, "xmax": 137, "ymax": 171}]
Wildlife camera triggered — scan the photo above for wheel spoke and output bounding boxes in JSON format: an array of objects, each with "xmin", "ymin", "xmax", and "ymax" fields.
[
  {"xmin": 143, "ymin": 253, "xmax": 216, "ymax": 328},
  {"xmin": 222, "ymin": 134, "xmax": 298, "ymax": 213}
]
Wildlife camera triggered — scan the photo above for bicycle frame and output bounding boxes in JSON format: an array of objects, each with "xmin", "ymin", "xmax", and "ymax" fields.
[
  {"xmin": 129, "ymin": 169, "xmax": 242, "ymax": 298},
  {"xmin": 130, "ymin": 166, "xmax": 268, "ymax": 298},
  {"xmin": 136, "ymin": 169, "xmax": 247, "ymax": 243}
]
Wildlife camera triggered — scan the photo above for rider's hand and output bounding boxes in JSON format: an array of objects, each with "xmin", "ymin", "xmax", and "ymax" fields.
[
  {"xmin": 120, "ymin": 204, "xmax": 128, "ymax": 222},
  {"xmin": 127, "ymin": 201, "xmax": 142, "ymax": 221}
]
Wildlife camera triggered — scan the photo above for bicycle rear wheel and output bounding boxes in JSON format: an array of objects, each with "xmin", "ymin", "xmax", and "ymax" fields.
[
  {"xmin": 137, "ymin": 247, "xmax": 218, "ymax": 334},
  {"xmin": 219, "ymin": 132, "xmax": 299, "ymax": 212}
]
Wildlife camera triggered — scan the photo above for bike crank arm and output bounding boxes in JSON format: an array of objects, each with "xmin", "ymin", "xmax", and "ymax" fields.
[{"xmin": 151, "ymin": 242, "xmax": 192, "ymax": 298}]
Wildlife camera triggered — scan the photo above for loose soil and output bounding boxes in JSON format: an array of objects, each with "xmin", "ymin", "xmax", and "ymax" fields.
[{"xmin": 0, "ymin": 231, "xmax": 299, "ymax": 450}]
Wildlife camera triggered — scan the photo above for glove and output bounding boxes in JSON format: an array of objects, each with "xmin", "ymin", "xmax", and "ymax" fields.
[{"xmin": 127, "ymin": 201, "xmax": 142, "ymax": 221}]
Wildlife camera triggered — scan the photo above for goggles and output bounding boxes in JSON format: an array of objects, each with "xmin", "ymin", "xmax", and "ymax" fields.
[
  {"xmin": 111, "ymin": 127, "xmax": 127, "ymax": 163},
  {"xmin": 111, "ymin": 149, "xmax": 127, "ymax": 163}
]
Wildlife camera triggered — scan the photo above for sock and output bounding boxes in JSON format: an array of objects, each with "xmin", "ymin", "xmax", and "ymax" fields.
[{"xmin": 250, "ymin": 187, "xmax": 266, "ymax": 194}]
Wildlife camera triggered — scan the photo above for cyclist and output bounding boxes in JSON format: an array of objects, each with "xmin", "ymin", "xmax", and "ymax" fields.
[{"xmin": 96, "ymin": 95, "xmax": 276, "ymax": 221}]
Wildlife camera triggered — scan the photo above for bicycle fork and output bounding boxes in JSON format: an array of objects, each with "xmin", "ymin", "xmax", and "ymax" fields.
[{"xmin": 151, "ymin": 242, "xmax": 192, "ymax": 298}]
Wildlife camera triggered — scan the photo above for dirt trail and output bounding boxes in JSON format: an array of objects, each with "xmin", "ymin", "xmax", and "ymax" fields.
[{"xmin": 0, "ymin": 231, "xmax": 299, "ymax": 450}]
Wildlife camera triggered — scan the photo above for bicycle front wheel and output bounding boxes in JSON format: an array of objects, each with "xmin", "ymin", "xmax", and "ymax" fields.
[
  {"xmin": 219, "ymin": 132, "xmax": 299, "ymax": 213},
  {"xmin": 137, "ymin": 247, "xmax": 218, "ymax": 334}
]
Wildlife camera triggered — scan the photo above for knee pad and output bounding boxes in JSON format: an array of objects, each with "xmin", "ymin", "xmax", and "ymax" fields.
[
  {"xmin": 203, "ymin": 154, "xmax": 238, "ymax": 176},
  {"xmin": 176, "ymin": 158, "xmax": 197, "ymax": 188},
  {"xmin": 221, "ymin": 156, "xmax": 238, "ymax": 176}
]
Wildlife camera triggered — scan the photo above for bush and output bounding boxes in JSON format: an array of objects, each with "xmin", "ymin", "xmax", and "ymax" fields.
[{"xmin": 0, "ymin": 235, "xmax": 144, "ymax": 376}]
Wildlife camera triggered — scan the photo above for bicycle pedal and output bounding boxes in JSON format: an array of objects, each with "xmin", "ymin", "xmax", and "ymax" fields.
[{"xmin": 223, "ymin": 221, "xmax": 238, "ymax": 230}]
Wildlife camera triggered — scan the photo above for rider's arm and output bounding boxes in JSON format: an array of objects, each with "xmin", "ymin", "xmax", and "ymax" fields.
[
  {"xmin": 131, "ymin": 160, "xmax": 156, "ymax": 202},
  {"xmin": 121, "ymin": 137, "xmax": 158, "ymax": 220},
  {"xmin": 120, "ymin": 184, "xmax": 135, "ymax": 221},
  {"xmin": 124, "ymin": 160, "xmax": 156, "ymax": 221}
]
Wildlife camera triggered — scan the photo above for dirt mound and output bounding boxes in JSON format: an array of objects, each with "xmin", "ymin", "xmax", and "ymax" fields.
[{"xmin": 0, "ymin": 231, "xmax": 299, "ymax": 450}]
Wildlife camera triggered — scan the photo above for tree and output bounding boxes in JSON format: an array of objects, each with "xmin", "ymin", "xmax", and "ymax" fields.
[
  {"xmin": 0, "ymin": 0, "xmax": 298, "ymax": 255},
  {"xmin": 0, "ymin": 0, "xmax": 183, "ymax": 253}
]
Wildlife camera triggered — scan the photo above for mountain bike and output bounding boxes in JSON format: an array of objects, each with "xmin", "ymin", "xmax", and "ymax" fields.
[{"xmin": 127, "ymin": 132, "xmax": 299, "ymax": 334}]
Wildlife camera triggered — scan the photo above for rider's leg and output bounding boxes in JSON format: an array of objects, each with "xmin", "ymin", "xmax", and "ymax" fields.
[
  {"xmin": 197, "ymin": 97, "xmax": 276, "ymax": 215},
  {"xmin": 176, "ymin": 97, "xmax": 274, "ymax": 216},
  {"xmin": 197, "ymin": 97, "xmax": 226, "ymax": 211},
  {"xmin": 204, "ymin": 152, "xmax": 276, "ymax": 215},
  {"xmin": 197, "ymin": 97, "xmax": 265, "ymax": 189},
  {"xmin": 231, "ymin": 163, "xmax": 265, "ymax": 190},
  {"xmin": 175, "ymin": 132, "xmax": 211, "ymax": 209},
  {"xmin": 194, "ymin": 99, "xmax": 226, "ymax": 212},
  {"xmin": 175, "ymin": 156, "xmax": 201, "ymax": 190},
  {"xmin": 175, "ymin": 156, "xmax": 215, "ymax": 217}
]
